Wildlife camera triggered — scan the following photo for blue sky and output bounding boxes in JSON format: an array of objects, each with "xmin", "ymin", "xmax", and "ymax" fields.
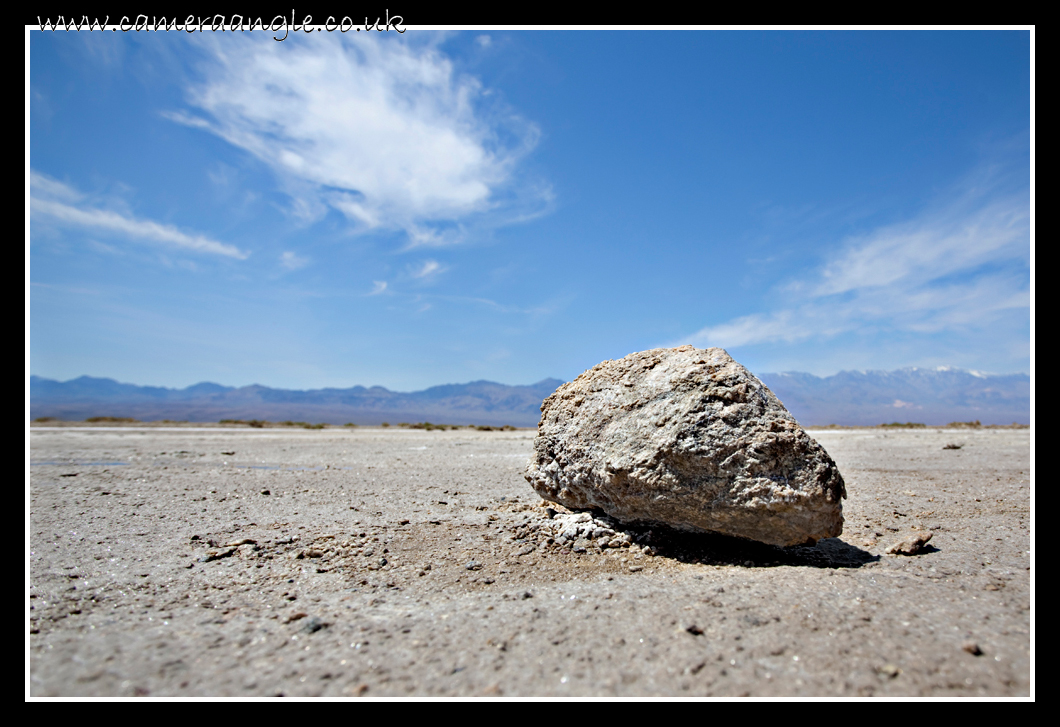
[{"xmin": 29, "ymin": 29, "xmax": 1032, "ymax": 390}]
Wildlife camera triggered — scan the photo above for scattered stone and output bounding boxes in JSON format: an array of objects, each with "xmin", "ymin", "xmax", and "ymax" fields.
[
  {"xmin": 284, "ymin": 612, "xmax": 308, "ymax": 624},
  {"xmin": 545, "ymin": 512, "xmax": 626, "ymax": 553},
  {"xmin": 525, "ymin": 346, "xmax": 846, "ymax": 547},
  {"xmin": 962, "ymin": 641, "xmax": 984, "ymax": 656},
  {"xmin": 886, "ymin": 531, "xmax": 933, "ymax": 556},
  {"xmin": 197, "ymin": 548, "xmax": 236, "ymax": 563},
  {"xmin": 943, "ymin": 443, "xmax": 963, "ymax": 450},
  {"xmin": 225, "ymin": 538, "xmax": 256, "ymax": 547},
  {"xmin": 465, "ymin": 561, "xmax": 483, "ymax": 571},
  {"xmin": 628, "ymin": 565, "xmax": 644, "ymax": 573},
  {"xmin": 302, "ymin": 617, "xmax": 328, "ymax": 633},
  {"xmin": 878, "ymin": 664, "xmax": 902, "ymax": 678},
  {"xmin": 514, "ymin": 545, "xmax": 536, "ymax": 557}
]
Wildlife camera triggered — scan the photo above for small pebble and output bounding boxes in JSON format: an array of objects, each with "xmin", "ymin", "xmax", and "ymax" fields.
[
  {"xmin": 225, "ymin": 538, "xmax": 256, "ymax": 547},
  {"xmin": 878, "ymin": 664, "xmax": 901, "ymax": 678},
  {"xmin": 886, "ymin": 531, "xmax": 933, "ymax": 555},
  {"xmin": 302, "ymin": 617, "xmax": 327, "ymax": 633}
]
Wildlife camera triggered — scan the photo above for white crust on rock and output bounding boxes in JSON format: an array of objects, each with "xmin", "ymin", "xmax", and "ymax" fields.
[{"xmin": 524, "ymin": 346, "xmax": 846, "ymax": 547}]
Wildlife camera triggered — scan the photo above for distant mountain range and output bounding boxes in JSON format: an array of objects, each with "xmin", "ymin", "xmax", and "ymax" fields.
[
  {"xmin": 29, "ymin": 375, "xmax": 565, "ymax": 427},
  {"xmin": 30, "ymin": 365, "xmax": 1030, "ymax": 427},
  {"xmin": 757, "ymin": 367, "xmax": 1029, "ymax": 426}
]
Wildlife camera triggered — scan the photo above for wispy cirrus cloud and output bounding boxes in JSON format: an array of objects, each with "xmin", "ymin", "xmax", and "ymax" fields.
[
  {"xmin": 279, "ymin": 251, "xmax": 309, "ymax": 270},
  {"xmin": 409, "ymin": 259, "xmax": 444, "ymax": 279},
  {"xmin": 677, "ymin": 181, "xmax": 1029, "ymax": 351},
  {"xmin": 30, "ymin": 171, "xmax": 248, "ymax": 259},
  {"xmin": 170, "ymin": 34, "xmax": 546, "ymax": 246}
]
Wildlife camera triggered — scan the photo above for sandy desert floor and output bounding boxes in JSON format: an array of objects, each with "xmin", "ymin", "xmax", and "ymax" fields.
[{"xmin": 28, "ymin": 425, "xmax": 1031, "ymax": 697}]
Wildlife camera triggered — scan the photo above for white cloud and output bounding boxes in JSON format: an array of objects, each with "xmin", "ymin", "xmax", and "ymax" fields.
[
  {"xmin": 678, "ymin": 189, "xmax": 1029, "ymax": 350},
  {"xmin": 29, "ymin": 170, "xmax": 82, "ymax": 203},
  {"xmin": 172, "ymin": 34, "xmax": 542, "ymax": 245},
  {"xmin": 30, "ymin": 171, "xmax": 249, "ymax": 259},
  {"xmin": 809, "ymin": 196, "xmax": 1027, "ymax": 297},
  {"xmin": 367, "ymin": 280, "xmax": 388, "ymax": 295},
  {"xmin": 280, "ymin": 251, "xmax": 310, "ymax": 270},
  {"xmin": 476, "ymin": 35, "xmax": 492, "ymax": 48},
  {"xmin": 410, "ymin": 259, "xmax": 443, "ymax": 279}
]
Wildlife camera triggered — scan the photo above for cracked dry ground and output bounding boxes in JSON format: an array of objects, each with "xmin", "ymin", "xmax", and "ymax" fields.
[{"xmin": 29, "ymin": 426, "xmax": 1031, "ymax": 697}]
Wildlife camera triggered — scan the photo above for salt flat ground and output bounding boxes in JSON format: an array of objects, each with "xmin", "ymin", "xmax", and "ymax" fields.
[{"xmin": 28, "ymin": 426, "xmax": 1031, "ymax": 697}]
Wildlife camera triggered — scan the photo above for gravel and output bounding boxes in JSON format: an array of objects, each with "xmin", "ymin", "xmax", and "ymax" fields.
[{"xmin": 29, "ymin": 426, "xmax": 1030, "ymax": 697}]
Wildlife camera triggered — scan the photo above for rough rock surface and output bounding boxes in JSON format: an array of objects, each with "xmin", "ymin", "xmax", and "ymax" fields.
[{"xmin": 525, "ymin": 346, "xmax": 846, "ymax": 547}]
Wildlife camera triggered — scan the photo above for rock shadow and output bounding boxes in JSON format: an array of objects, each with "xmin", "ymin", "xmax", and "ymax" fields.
[{"xmin": 602, "ymin": 515, "xmax": 879, "ymax": 569}]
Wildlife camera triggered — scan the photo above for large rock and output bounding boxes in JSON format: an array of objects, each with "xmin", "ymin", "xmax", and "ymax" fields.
[{"xmin": 524, "ymin": 346, "xmax": 845, "ymax": 547}]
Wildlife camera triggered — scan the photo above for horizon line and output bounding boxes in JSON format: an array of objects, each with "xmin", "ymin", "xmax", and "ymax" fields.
[{"xmin": 29, "ymin": 363, "xmax": 1031, "ymax": 394}]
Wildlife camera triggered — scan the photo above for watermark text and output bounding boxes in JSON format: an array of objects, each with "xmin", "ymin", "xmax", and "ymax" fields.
[{"xmin": 37, "ymin": 10, "xmax": 404, "ymax": 41}]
